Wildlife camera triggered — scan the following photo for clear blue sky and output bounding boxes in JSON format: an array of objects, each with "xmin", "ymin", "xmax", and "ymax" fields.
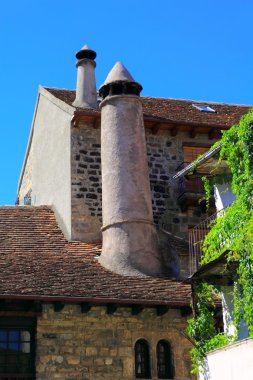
[{"xmin": 1, "ymin": 0, "xmax": 253, "ymax": 204}]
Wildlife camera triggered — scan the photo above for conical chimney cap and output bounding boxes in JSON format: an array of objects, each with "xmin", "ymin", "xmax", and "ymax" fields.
[
  {"xmin": 75, "ymin": 45, "xmax": 96, "ymax": 60},
  {"xmin": 103, "ymin": 62, "xmax": 135, "ymax": 85}
]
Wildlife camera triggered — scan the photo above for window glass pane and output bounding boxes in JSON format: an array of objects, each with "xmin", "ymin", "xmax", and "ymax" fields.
[
  {"xmin": 0, "ymin": 329, "xmax": 7, "ymax": 341},
  {"xmin": 0, "ymin": 341, "xmax": 7, "ymax": 349},
  {"xmin": 21, "ymin": 341, "xmax": 30, "ymax": 353},
  {"xmin": 0, "ymin": 321, "xmax": 35, "ymax": 375},
  {"xmin": 9, "ymin": 330, "xmax": 20, "ymax": 341},
  {"xmin": 135, "ymin": 339, "xmax": 151, "ymax": 378},
  {"xmin": 21, "ymin": 330, "xmax": 30, "ymax": 342},
  {"xmin": 9, "ymin": 342, "xmax": 20, "ymax": 351},
  {"xmin": 157, "ymin": 340, "xmax": 174, "ymax": 379}
]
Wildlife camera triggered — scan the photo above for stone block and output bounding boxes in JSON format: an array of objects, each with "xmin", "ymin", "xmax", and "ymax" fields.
[
  {"xmin": 86, "ymin": 347, "xmax": 98, "ymax": 356},
  {"xmin": 66, "ymin": 356, "xmax": 80, "ymax": 365}
]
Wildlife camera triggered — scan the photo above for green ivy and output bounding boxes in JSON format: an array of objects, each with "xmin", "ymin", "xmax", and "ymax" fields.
[
  {"xmin": 187, "ymin": 283, "xmax": 233, "ymax": 374},
  {"xmin": 188, "ymin": 108, "xmax": 253, "ymax": 373}
]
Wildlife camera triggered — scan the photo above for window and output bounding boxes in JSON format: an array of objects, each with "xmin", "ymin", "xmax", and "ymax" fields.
[
  {"xmin": 135, "ymin": 339, "xmax": 151, "ymax": 378},
  {"xmin": 0, "ymin": 318, "xmax": 36, "ymax": 379},
  {"xmin": 192, "ymin": 104, "xmax": 216, "ymax": 113},
  {"xmin": 157, "ymin": 340, "xmax": 174, "ymax": 379}
]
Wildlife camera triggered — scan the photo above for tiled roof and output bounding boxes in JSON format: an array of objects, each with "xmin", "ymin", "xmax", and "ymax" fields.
[
  {"xmin": 0, "ymin": 206, "xmax": 191, "ymax": 306},
  {"xmin": 45, "ymin": 87, "xmax": 251, "ymax": 128}
]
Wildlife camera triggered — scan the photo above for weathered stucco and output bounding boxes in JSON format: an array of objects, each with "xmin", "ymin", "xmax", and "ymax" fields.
[
  {"xmin": 18, "ymin": 89, "xmax": 72, "ymax": 239},
  {"xmin": 73, "ymin": 58, "xmax": 98, "ymax": 109},
  {"xmin": 36, "ymin": 304, "xmax": 193, "ymax": 380},
  {"xmin": 99, "ymin": 94, "xmax": 164, "ymax": 277}
]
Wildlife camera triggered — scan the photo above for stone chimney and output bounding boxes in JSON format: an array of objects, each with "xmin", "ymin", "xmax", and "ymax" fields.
[
  {"xmin": 98, "ymin": 62, "xmax": 165, "ymax": 277},
  {"xmin": 72, "ymin": 45, "xmax": 98, "ymax": 109}
]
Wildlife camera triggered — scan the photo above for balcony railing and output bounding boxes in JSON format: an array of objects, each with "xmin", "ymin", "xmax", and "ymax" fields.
[{"xmin": 189, "ymin": 210, "xmax": 223, "ymax": 276}]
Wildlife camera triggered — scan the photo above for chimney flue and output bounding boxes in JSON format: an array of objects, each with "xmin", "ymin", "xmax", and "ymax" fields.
[
  {"xmin": 98, "ymin": 62, "xmax": 165, "ymax": 277},
  {"xmin": 72, "ymin": 45, "xmax": 98, "ymax": 109}
]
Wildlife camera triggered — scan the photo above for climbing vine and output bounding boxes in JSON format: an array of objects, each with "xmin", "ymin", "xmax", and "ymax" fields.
[
  {"xmin": 188, "ymin": 108, "xmax": 253, "ymax": 373},
  {"xmin": 187, "ymin": 282, "xmax": 232, "ymax": 374}
]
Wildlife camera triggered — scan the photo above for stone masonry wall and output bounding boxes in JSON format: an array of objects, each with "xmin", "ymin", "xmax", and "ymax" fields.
[
  {"xmin": 71, "ymin": 123, "xmax": 102, "ymax": 242},
  {"xmin": 36, "ymin": 304, "xmax": 194, "ymax": 380},
  {"xmin": 145, "ymin": 129, "xmax": 217, "ymax": 238},
  {"xmin": 71, "ymin": 122, "xmax": 217, "ymax": 243}
]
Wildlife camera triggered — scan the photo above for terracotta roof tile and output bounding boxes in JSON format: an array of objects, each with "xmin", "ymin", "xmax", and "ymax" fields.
[
  {"xmin": 0, "ymin": 206, "xmax": 191, "ymax": 306},
  {"xmin": 45, "ymin": 87, "xmax": 251, "ymax": 128}
]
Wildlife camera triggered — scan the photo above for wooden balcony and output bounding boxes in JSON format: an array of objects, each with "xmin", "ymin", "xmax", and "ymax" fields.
[{"xmin": 176, "ymin": 162, "xmax": 215, "ymax": 211}]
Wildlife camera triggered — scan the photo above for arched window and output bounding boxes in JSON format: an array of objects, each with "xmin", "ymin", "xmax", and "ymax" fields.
[
  {"xmin": 135, "ymin": 339, "xmax": 151, "ymax": 378},
  {"xmin": 157, "ymin": 340, "xmax": 174, "ymax": 379}
]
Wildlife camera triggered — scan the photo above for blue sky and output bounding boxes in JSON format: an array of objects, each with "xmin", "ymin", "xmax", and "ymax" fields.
[{"xmin": 1, "ymin": 0, "xmax": 253, "ymax": 204}]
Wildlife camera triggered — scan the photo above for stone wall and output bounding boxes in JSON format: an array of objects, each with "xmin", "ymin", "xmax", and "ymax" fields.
[
  {"xmin": 145, "ymin": 129, "xmax": 216, "ymax": 238},
  {"xmin": 36, "ymin": 304, "xmax": 194, "ymax": 380},
  {"xmin": 71, "ymin": 123, "xmax": 102, "ymax": 242},
  {"xmin": 71, "ymin": 123, "xmax": 217, "ymax": 244}
]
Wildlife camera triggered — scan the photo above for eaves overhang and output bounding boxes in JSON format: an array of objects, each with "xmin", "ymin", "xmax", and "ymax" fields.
[
  {"xmin": 0, "ymin": 294, "xmax": 190, "ymax": 308},
  {"xmin": 71, "ymin": 109, "xmax": 228, "ymax": 137}
]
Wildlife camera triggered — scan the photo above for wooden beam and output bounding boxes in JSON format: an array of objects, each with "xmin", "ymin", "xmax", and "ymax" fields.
[
  {"xmin": 0, "ymin": 300, "xmax": 42, "ymax": 312},
  {"xmin": 131, "ymin": 305, "xmax": 144, "ymax": 315},
  {"xmin": 151, "ymin": 123, "xmax": 160, "ymax": 135},
  {"xmin": 54, "ymin": 302, "xmax": 65, "ymax": 312},
  {"xmin": 180, "ymin": 306, "xmax": 192, "ymax": 317},
  {"xmin": 93, "ymin": 118, "xmax": 100, "ymax": 129},
  {"xmin": 208, "ymin": 129, "xmax": 216, "ymax": 140},
  {"xmin": 106, "ymin": 304, "xmax": 118, "ymax": 315},
  {"xmin": 81, "ymin": 302, "xmax": 91, "ymax": 313},
  {"xmin": 23, "ymin": 301, "xmax": 36, "ymax": 312},
  {"xmin": 71, "ymin": 115, "xmax": 80, "ymax": 128},
  {"xmin": 170, "ymin": 126, "xmax": 178, "ymax": 136},
  {"xmin": 189, "ymin": 128, "xmax": 197, "ymax": 138},
  {"xmin": 32, "ymin": 301, "xmax": 42, "ymax": 312},
  {"xmin": 156, "ymin": 305, "xmax": 169, "ymax": 316}
]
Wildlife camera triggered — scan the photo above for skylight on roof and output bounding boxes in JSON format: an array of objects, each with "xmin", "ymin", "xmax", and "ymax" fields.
[{"xmin": 192, "ymin": 104, "xmax": 216, "ymax": 113}]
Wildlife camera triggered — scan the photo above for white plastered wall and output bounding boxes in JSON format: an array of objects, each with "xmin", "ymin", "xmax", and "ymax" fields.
[
  {"xmin": 18, "ymin": 87, "xmax": 73, "ymax": 239},
  {"xmin": 207, "ymin": 339, "xmax": 253, "ymax": 380},
  {"xmin": 214, "ymin": 183, "xmax": 236, "ymax": 212}
]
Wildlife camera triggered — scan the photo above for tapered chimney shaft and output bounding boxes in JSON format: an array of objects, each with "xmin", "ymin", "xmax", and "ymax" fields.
[
  {"xmin": 72, "ymin": 45, "xmax": 98, "ymax": 109},
  {"xmin": 98, "ymin": 62, "xmax": 165, "ymax": 276}
]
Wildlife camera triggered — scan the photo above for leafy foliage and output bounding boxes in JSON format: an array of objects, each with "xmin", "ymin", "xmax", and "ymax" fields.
[
  {"xmin": 187, "ymin": 283, "xmax": 232, "ymax": 374},
  {"xmin": 188, "ymin": 108, "xmax": 253, "ymax": 373}
]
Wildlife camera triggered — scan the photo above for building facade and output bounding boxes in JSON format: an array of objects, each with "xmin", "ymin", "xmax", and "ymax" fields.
[{"xmin": 0, "ymin": 45, "xmax": 250, "ymax": 379}]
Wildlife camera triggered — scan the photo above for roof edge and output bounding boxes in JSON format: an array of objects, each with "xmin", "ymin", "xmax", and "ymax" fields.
[
  {"xmin": 0, "ymin": 294, "xmax": 190, "ymax": 307},
  {"xmin": 17, "ymin": 90, "xmax": 41, "ymax": 196}
]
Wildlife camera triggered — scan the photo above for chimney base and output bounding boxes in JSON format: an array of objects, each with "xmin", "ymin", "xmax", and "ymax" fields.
[{"xmin": 99, "ymin": 221, "xmax": 166, "ymax": 277}]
